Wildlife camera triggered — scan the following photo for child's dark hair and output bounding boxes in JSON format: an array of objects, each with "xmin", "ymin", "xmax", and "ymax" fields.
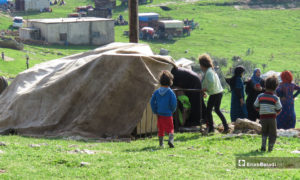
[
  {"xmin": 159, "ymin": 70, "xmax": 174, "ymax": 86},
  {"xmin": 265, "ymin": 75, "xmax": 279, "ymax": 91},
  {"xmin": 198, "ymin": 54, "xmax": 214, "ymax": 68}
]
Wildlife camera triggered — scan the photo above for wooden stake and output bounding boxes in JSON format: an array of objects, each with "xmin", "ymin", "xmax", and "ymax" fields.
[{"xmin": 129, "ymin": 0, "xmax": 139, "ymax": 43}]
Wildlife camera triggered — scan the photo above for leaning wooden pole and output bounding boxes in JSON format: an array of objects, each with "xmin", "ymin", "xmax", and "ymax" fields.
[{"xmin": 129, "ymin": 0, "xmax": 139, "ymax": 43}]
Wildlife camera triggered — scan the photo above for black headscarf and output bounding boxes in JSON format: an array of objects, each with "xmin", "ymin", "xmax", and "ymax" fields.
[{"xmin": 226, "ymin": 66, "xmax": 245, "ymax": 89}]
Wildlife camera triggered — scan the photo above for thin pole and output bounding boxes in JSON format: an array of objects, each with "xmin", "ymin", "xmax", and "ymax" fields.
[
  {"xmin": 145, "ymin": 105, "xmax": 148, "ymax": 137},
  {"xmin": 150, "ymin": 112, "xmax": 153, "ymax": 137},
  {"xmin": 129, "ymin": 0, "xmax": 139, "ymax": 43}
]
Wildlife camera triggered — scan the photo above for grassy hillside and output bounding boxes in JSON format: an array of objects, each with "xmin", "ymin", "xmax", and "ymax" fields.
[
  {"xmin": 1, "ymin": 0, "xmax": 300, "ymax": 73},
  {"xmin": 0, "ymin": 14, "xmax": 11, "ymax": 30}
]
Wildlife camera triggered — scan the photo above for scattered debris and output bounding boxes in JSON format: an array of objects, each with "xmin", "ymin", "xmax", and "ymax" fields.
[
  {"xmin": 29, "ymin": 143, "xmax": 48, "ymax": 147},
  {"xmin": 68, "ymin": 144, "xmax": 79, "ymax": 148},
  {"xmin": 216, "ymin": 152, "xmax": 223, "ymax": 156},
  {"xmin": 39, "ymin": 143, "xmax": 49, "ymax": 146},
  {"xmin": 80, "ymin": 162, "xmax": 90, "ymax": 167},
  {"xmin": 168, "ymin": 154, "xmax": 176, "ymax": 157},
  {"xmin": 68, "ymin": 149, "xmax": 97, "ymax": 155},
  {"xmin": 222, "ymin": 133, "xmax": 258, "ymax": 139},
  {"xmin": 96, "ymin": 138, "xmax": 131, "ymax": 143},
  {"xmin": 277, "ymin": 129, "xmax": 300, "ymax": 137},
  {"xmin": 68, "ymin": 149, "xmax": 112, "ymax": 155},
  {"xmin": 63, "ymin": 136, "xmax": 89, "ymax": 141}
]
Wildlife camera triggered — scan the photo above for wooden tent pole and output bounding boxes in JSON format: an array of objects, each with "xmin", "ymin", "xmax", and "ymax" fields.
[{"xmin": 129, "ymin": 0, "xmax": 139, "ymax": 43}]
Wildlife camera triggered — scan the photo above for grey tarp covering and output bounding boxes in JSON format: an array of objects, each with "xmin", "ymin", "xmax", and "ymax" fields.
[{"xmin": 0, "ymin": 43, "xmax": 175, "ymax": 138}]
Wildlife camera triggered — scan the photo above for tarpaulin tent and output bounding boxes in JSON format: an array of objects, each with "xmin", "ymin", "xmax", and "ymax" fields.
[{"xmin": 0, "ymin": 43, "xmax": 175, "ymax": 138}]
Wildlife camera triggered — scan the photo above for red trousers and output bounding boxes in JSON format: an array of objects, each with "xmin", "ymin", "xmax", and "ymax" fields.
[{"xmin": 157, "ymin": 115, "xmax": 174, "ymax": 137}]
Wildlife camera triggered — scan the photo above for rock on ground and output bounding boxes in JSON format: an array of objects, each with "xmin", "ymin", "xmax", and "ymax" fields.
[
  {"xmin": 277, "ymin": 129, "xmax": 300, "ymax": 137},
  {"xmin": 80, "ymin": 162, "xmax": 90, "ymax": 167},
  {"xmin": 159, "ymin": 48, "xmax": 169, "ymax": 55},
  {"xmin": 291, "ymin": 150, "xmax": 300, "ymax": 154},
  {"xmin": 0, "ymin": 169, "xmax": 6, "ymax": 173},
  {"xmin": 234, "ymin": 118, "xmax": 261, "ymax": 134}
]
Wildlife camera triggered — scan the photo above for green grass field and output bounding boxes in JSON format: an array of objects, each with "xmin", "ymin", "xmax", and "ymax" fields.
[
  {"xmin": 0, "ymin": 1, "xmax": 299, "ymax": 178},
  {"xmin": 0, "ymin": 133, "xmax": 299, "ymax": 179}
]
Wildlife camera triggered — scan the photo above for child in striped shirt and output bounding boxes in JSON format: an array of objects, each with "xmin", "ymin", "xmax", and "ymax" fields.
[{"xmin": 254, "ymin": 75, "xmax": 282, "ymax": 152}]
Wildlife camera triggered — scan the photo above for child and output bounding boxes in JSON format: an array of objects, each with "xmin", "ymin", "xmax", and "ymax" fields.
[
  {"xmin": 254, "ymin": 75, "xmax": 282, "ymax": 152},
  {"xmin": 199, "ymin": 54, "xmax": 229, "ymax": 133},
  {"xmin": 150, "ymin": 70, "xmax": 177, "ymax": 148}
]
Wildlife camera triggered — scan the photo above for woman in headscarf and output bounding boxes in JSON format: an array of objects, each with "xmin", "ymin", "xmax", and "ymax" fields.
[
  {"xmin": 245, "ymin": 68, "xmax": 265, "ymax": 121},
  {"xmin": 226, "ymin": 66, "xmax": 248, "ymax": 122},
  {"xmin": 276, "ymin": 71, "xmax": 300, "ymax": 129}
]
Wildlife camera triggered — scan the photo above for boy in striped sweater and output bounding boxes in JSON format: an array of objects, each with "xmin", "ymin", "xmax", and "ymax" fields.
[{"xmin": 254, "ymin": 75, "xmax": 282, "ymax": 152}]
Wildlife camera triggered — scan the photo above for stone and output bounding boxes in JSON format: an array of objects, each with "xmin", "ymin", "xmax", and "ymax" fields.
[
  {"xmin": 0, "ymin": 169, "xmax": 6, "ymax": 173},
  {"xmin": 0, "ymin": 142, "xmax": 7, "ymax": 146},
  {"xmin": 29, "ymin": 144, "xmax": 41, "ymax": 147},
  {"xmin": 234, "ymin": 119, "xmax": 262, "ymax": 134},
  {"xmin": 277, "ymin": 129, "xmax": 299, "ymax": 137},
  {"xmin": 80, "ymin": 162, "xmax": 90, "ymax": 167},
  {"xmin": 68, "ymin": 144, "xmax": 79, "ymax": 148},
  {"xmin": 0, "ymin": 150, "xmax": 4, "ymax": 154},
  {"xmin": 82, "ymin": 149, "xmax": 97, "ymax": 155},
  {"xmin": 291, "ymin": 150, "xmax": 300, "ymax": 154},
  {"xmin": 159, "ymin": 48, "xmax": 169, "ymax": 56},
  {"xmin": 39, "ymin": 143, "xmax": 49, "ymax": 146},
  {"xmin": 67, "ymin": 149, "xmax": 107, "ymax": 155},
  {"xmin": 217, "ymin": 152, "xmax": 223, "ymax": 156}
]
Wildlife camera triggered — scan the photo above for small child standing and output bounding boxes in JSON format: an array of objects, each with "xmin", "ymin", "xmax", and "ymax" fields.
[
  {"xmin": 150, "ymin": 70, "xmax": 177, "ymax": 148},
  {"xmin": 254, "ymin": 76, "xmax": 282, "ymax": 152}
]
